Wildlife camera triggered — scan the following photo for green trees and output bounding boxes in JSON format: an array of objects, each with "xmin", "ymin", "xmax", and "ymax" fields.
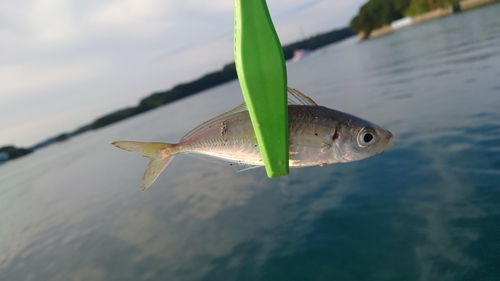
[
  {"xmin": 350, "ymin": 0, "xmax": 411, "ymax": 35},
  {"xmin": 0, "ymin": 146, "xmax": 33, "ymax": 160},
  {"xmin": 350, "ymin": 0, "xmax": 460, "ymax": 35},
  {"xmin": 282, "ymin": 28, "xmax": 353, "ymax": 59},
  {"xmin": 405, "ymin": 0, "xmax": 460, "ymax": 16}
]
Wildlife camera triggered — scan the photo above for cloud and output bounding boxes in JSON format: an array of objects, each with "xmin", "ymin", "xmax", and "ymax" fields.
[
  {"xmin": 88, "ymin": 0, "xmax": 170, "ymax": 26},
  {"xmin": 180, "ymin": 0, "xmax": 233, "ymax": 15},
  {"xmin": 27, "ymin": 0, "xmax": 78, "ymax": 45},
  {"xmin": 0, "ymin": 58, "xmax": 104, "ymax": 100}
]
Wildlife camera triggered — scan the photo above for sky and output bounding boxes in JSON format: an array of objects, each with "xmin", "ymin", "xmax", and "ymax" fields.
[{"xmin": 0, "ymin": 0, "xmax": 366, "ymax": 147}]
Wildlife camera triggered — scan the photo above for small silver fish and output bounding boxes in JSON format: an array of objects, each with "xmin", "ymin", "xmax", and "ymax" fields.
[{"xmin": 113, "ymin": 88, "xmax": 394, "ymax": 190}]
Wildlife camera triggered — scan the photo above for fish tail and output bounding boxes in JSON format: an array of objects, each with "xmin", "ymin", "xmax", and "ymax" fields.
[{"xmin": 112, "ymin": 141, "xmax": 177, "ymax": 190}]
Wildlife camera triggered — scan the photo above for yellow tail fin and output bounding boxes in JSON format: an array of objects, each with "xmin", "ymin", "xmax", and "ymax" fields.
[{"xmin": 112, "ymin": 141, "xmax": 176, "ymax": 190}]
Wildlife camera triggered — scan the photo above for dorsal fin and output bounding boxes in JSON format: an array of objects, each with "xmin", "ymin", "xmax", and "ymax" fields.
[{"xmin": 287, "ymin": 87, "xmax": 317, "ymax": 106}]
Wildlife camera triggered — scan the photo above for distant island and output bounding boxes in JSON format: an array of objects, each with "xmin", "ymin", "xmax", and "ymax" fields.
[
  {"xmin": 350, "ymin": 0, "xmax": 460, "ymax": 38},
  {"xmin": 0, "ymin": 146, "xmax": 33, "ymax": 163},
  {"xmin": 350, "ymin": 0, "xmax": 500, "ymax": 39},
  {"xmin": 1, "ymin": 27, "xmax": 354, "ymax": 163}
]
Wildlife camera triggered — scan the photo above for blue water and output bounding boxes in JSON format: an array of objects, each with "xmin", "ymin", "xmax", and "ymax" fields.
[{"xmin": 1, "ymin": 5, "xmax": 500, "ymax": 281}]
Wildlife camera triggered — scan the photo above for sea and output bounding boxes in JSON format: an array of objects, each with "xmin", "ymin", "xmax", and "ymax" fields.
[{"xmin": 1, "ymin": 4, "xmax": 500, "ymax": 281}]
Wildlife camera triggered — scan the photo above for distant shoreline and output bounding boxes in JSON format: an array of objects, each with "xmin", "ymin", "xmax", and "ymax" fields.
[
  {"xmin": 1, "ymin": 27, "xmax": 355, "ymax": 162},
  {"xmin": 367, "ymin": 0, "xmax": 500, "ymax": 39}
]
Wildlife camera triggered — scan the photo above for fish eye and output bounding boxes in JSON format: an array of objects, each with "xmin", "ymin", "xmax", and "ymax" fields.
[
  {"xmin": 357, "ymin": 128, "xmax": 376, "ymax": 147},
  {"xmin": 363, "ymin": 133, "xmax": 373, "ymax": 143}
]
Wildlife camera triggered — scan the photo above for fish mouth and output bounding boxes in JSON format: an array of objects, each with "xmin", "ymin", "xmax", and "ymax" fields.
[{"xmin": 385, "ymin": 132, "xmax": 395, "ymax": 149}]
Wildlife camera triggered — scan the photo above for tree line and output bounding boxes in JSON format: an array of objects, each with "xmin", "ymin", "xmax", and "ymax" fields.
[
  {"xmin": 350, "ymin": 0, "xmax": 460, "ymax": 36},
  {"xmin": 0, "ymin": 146, "xmax": 33, "ymax": 161}
]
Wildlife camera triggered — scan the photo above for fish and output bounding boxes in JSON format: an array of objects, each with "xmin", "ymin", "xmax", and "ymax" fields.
[{"xmin": 113, "ymin": 88, "xmax": 394, "ymax": 190}]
